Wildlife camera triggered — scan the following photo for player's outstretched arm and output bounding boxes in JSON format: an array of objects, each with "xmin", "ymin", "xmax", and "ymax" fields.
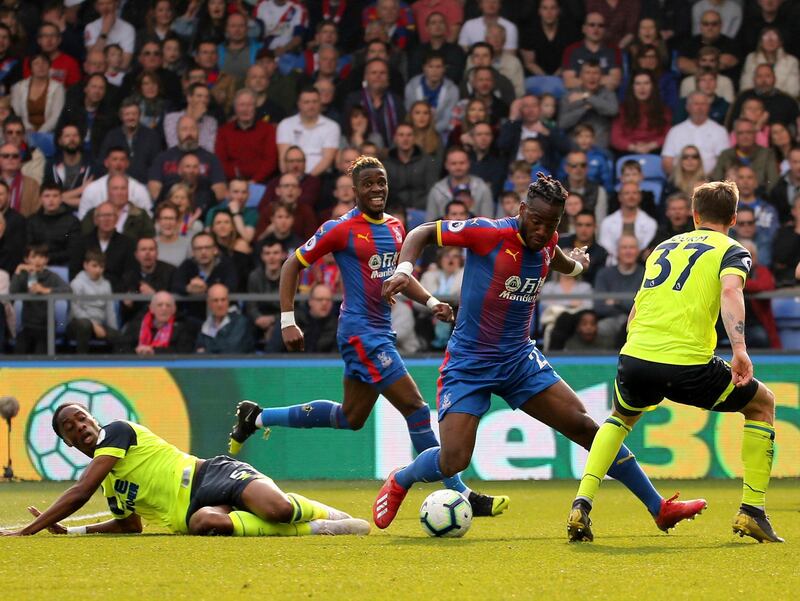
[
  {"xmin": 1, "ymin": 455, "xmax": 118, "ymax": 536},
  {"xmin": 551, "ymin": 245, "xmax": 589, "ymax": 275},
  {"xmin": 382, "ymin": 222, "xmax": 438, "ymax": 301},
  {"xmin": 720, "ymin": 273, "xmax": 753, "ymax": 387},
  {"xmin": 402, "ymin": 275, "xmax": 454, "ymax": 323},
  {"xmin": 279, "ymin": 252, "xmax": 305, "ymax": 351},
  {"xmin": 26, "ymin": 506, "xmax": 142, "ymax": 535}
]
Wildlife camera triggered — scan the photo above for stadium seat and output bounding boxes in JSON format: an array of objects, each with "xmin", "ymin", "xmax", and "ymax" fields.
[
  {"xmin": 247, "ymin": 183, "xmax": 266, "ymax": 208},
  {"xmin": 638, "ymin": 180, "xmax": 664, "ymax": 203},
  {"xmin": 615, "ymin": 154, "xmax": 666, "ymax": 181},
  {"xmin": 772, "ymin": 297, "xmax": 800, "ymax": 322},
  {"xmin": 524, "ymin": 75, "xmax": 566, "ymax": 99},
  {"xmin": 778, "ymin": 327, "xmax": 800, "ymax": 349}
]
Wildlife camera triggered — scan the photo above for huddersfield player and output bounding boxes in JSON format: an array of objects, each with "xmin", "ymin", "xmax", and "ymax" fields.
[
  {"xmin": 1, "ymin": 404, "xmax": 369, "ymax": 537},
  {"xmin": 228, "ymin": 156, "xmax": 508, "ymax": 517},
  {"xmin": 568, "ymin": 181, "xmax": 782, "ymax": 543},
  {"xmin": 373, "ymin": 174, "xmax": 706, "ymax": 530}
]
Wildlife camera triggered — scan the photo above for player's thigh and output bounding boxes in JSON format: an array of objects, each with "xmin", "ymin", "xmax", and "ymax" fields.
[
  {"xmin": 438, "ymin": 411, "xmax": 481, "ymax": 475},
  {"xmin": 612, "ymin": 355, "xmax": 667, "ymax": 416},
  {"xmin": 518, "ymin": 380, "xmax": 599, "ymax": 447},
  {"xmin": 240, "ymin": 477, "xmax": 293, "ymax": 523},
  {"xmin": 381, "ymin": 373, "xmax": 426, "ymax": 417},
  {"xmin": 668, "ymin": 356, "xmax": 760, "ymax": 413},
  {"xmin": 342, "ymin": 377, "xmax": 380, "ymax": 429}
]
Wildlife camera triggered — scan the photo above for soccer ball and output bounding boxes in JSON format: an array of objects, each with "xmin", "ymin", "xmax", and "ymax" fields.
[
  {"xmin": 26, "ymin": 380, "xmax": 139, "ymax": 481},
  {"xmin": 419, "ymin": 490, "xmax": 473, "ymax": 538}
]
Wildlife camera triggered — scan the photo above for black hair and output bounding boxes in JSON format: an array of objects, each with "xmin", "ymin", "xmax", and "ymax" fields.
[
  {"xmin": 347, "ymin": 155, "xmax": 384, "ymax": 182},
  {"xmin": 526, "ymin": 172, "xmax": 568, "ymax": 206},
  {"xmin": 40, "ymin": 182, "xmax": 63, "ymax": 195}
]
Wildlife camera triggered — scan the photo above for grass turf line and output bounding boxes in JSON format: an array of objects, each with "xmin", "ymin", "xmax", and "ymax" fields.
[{"xmin": 1, "ymin": 479, "xmax": 798, "ymax": 600}]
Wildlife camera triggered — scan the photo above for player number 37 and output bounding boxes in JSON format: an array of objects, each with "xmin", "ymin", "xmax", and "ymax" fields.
[{"xmin": 643, "ymin": 242, "xmax": 714, "ymax": 291}]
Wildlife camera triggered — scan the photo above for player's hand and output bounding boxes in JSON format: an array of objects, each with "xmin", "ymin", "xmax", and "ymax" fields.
[
  {"xmin": 567, "ymin": 246, "xmax": 590, "ymax": 271},
  {"xmin": 282, "ymin": 325, "xmax": 305, "ymax": 352},
  {"xmin": 382, "ymin": 272, "xmax": 410, "ymax": 303},
  {"xmin": 27, "ymin": 507, "xmax": 66, "ymax": 535},
  {"xmin": 731, "ymin": 348, "xmax": 754, "ymax": 387},
  {"xmin": 431, "ymin": 302, "xmax": 454, "ymax": 323}
]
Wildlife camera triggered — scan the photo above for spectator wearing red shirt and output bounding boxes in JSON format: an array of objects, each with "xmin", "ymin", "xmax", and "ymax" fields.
[
  {"xmin": 256, "ymin": 172, "xmax": 318, "ymax": 241},
  {"xmin": 215, "ymin": 89, "xmax": 278, "ymax": 183},
  {"xmin": 740, "ymin": 239, "xmax": 781, "ymax": 349},
  {"xmin": 23, "ymin": 22, "xmax": 81, "ymax": 87},
  {"xmin": 258, "ymin": 145, "xmax": 322, "ymax": 211},
  {"xmin": 411, "ymin": 0, "xmax": 463, "ymax": 43},
  {"xmin": 611, "ymin": 70, "xmax": 671, "ymax": 154}
]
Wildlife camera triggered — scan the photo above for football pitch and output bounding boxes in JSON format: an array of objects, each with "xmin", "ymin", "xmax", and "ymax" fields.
[{"xmin": 1, "ymin": 479, "xmax": 797, "ymax": 600}]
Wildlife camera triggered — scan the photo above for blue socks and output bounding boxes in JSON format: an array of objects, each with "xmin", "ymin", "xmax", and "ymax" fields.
[
  {"xmin": 259, "ymin": 401, "xmax": 351, "ymax": 429},
  {"xmin": 396, "ymin": 447, "xmax": 443, "ymax": 489},
  {"xmin": 404, "ymin": 406, "xmax": 467, "ymax": 493},
  {"xmin": 607, "ymin": 444, "xmax": 663, "ymax": 516}
]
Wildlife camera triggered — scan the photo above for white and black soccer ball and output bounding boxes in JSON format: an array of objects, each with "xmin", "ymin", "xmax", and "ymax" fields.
[{"xmin": 419, "ymin": 489, "xmax": 472, "ymax": 538}]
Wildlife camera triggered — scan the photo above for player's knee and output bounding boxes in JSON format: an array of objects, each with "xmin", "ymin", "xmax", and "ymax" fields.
[
  {"xmin": 273, "ymin": 498, "xmax": 294, "ymax": 523},
  {"xmin": 743, "ymin": 385, "xmax": 775, "ymax": 423},
  {"xmin": 188, "ymin": 508, "xmax": 230, "ymax": 535},
  {"xmin": 346, "ymin": 414, "xmax": 366, "ymax": 431}
]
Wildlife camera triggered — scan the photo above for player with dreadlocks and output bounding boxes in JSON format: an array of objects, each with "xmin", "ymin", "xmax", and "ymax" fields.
[
  {"xmin": 372, "ymin": 173, "xmax": 707, "ymax": 531},
  {"xmin": 229, "ymin": 155, "xmax": 509, "ymax": 518}
]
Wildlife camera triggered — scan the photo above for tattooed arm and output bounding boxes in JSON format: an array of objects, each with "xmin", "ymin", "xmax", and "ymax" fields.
[{"xmin": 720, "ymin": 274, "xmax": 753, "ymax": 387}]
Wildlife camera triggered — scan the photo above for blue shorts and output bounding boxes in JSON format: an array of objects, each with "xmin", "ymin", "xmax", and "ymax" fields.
[
  {"xmin": 338, "ymin": 331, "xmax": 408, "ymax": 392},
  {"xmin": 436, "ymin": 344, "xmax": 561, "ymax": 420}
]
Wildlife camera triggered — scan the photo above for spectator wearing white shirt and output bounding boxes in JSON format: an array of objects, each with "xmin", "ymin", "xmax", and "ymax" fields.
[
  {"xmin": 458, "ymin": 0, "xmax": 518, "ymax": 52},
  {"xmin": 255, "ymin": 0, "xmax": 307, "ymax": 56},
  {"xmin": 276, "ymin": 87, "xmax": 340, "ymax": 176},
  {"xmin": 598, "ymin": 182, "xmax": 657, "ymax": 264},
  {"xmin": 661, "ymin": 91, "xmax": 729, "ymax": 176},
  {"xmin": 83, "ymin": 0, "xmax": 136, "ymax": 69},
  {"xmin": 78, "ymin": 147, "xmax": 152, "ymax": 220}
]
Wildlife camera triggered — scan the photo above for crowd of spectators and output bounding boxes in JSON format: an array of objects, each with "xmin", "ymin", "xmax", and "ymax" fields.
[{"xmin": 1, "ymin": 0, "xmax": 799, "ymax": 355}]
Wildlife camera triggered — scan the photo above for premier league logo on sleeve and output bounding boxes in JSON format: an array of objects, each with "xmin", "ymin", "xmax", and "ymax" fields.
[
  {"xmin": 449, "ymin": 221, "xmax": 466, "ymax": 232},
  {"xmin": 304, "ymin": 236, "xmax": 317, "ymax": 251}
]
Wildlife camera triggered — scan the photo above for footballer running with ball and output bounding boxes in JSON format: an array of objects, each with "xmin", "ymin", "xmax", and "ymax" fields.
[{"xmin": 1, "ymin": 404, "xmax": 370, "ymax": 538}]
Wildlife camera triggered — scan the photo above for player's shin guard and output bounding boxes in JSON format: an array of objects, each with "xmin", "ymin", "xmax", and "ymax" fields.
[
  {"xmin": 404, "ymin": 406, "xmax": 467, "ymax": 493},
  {"xmin": 576, "ymin": 417, "xmax": 631, "ymax": 505},
  {"xmin": 260, "ymin": 401, "xmax": 352, "ymax": 429},
  {"xmin": 395, "ymin": 447, "xmax": 443, "ymax": 489},
  {"xmin": 741, "ymin": 420, "xmax": 775, "ymax": 509},
  {"xmin": 286, "ymin": 493, "xmax": 333, "ymax": 523},
  {"xmin": 607, "ymin": 444, "xmax": 663, "ymax": 516},
  {"xmin": 229, "ymin": 511, "xmax": 312, "ymax": 536}
]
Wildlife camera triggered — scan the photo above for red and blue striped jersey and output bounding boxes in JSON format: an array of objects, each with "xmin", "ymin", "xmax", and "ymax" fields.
[
  {"xmin": 296, "ymin": 208, "xmax": 405, "ymax": 334},
  {"xmin": 436, "ymin": 217, "xmax": 557, "ymax": 360}
]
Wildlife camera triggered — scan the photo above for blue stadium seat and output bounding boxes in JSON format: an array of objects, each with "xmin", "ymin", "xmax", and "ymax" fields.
[
  {"xmin": 248, "ymin": 183, "xmax": 266, "ymax": 208},
  {"xmin": 615, "ymin": 154, "xmax": 665, "ymax": 181},
  {"xmin": 778, "ymin": 328, "xmax": 800, "ymax": 350},
  {"xmin": 639, "ymin": 180, "xmax": 664, "ymax": 203},
  {"xmin": 772, "ymin": 297, "xmax": 800, "ymax": 322}
]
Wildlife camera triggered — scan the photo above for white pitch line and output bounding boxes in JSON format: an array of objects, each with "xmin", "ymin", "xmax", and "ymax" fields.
[{"xmin": 1, "ymin": 510, "xmax": 110, "ymax": 531}]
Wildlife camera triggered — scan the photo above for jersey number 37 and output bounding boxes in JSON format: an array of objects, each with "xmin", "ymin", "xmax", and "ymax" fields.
[{"xmin": 643, "ymin": 242, "xmax": 714, "ymax": 291}]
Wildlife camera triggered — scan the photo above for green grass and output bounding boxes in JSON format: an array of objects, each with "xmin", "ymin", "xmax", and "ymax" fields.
[{"xmin": 1, "ymin": 479, "xmax": 798, "ymax": 600}]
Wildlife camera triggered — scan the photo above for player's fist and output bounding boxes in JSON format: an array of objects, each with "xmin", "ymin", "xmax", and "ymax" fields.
[
  {"xmin": 382, "ymin": 272, "xmax": 410, "ymax": 303},
  {"xmin": 731, "ymin": 349, "xmax": 753, "ymax": 387},
  {"xmin": 282, "ymin": 325, "xmax": 305, "ymax": 352},
  {"xmin": 431, "ymin": 302, "xmax": 454, "ymax": 323},
  {"xmin": 567, "ymin": 246, "xmax": 590, "ymax": 271}
]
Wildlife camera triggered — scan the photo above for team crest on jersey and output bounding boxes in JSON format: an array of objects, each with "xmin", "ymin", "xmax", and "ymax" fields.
[
  {"xmin": 304, "ymin": 236, "xmax": 317, "ymax": 251},
  {"xmin": 377, "ymin": 352, "xmax": 393, "ymax": 368},
  {"xmin": 392, "ymin": 226, "xmax": 403, "ymax": 242},
  {"xmin": 448, "ymin": 220, "xmax": 466, "ymax": 232},
  {"xmin": 441, "ymin": 391, "xmax": 452, "ymax": 409}
]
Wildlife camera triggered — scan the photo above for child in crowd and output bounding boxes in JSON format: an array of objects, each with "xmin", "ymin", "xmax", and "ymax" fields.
[
  {"xmin": 559, "ymin": 123, "xmax": 614, "ymax": 192},
  {"xmin": 68, "ymin": 249, "xmax": 118, "ymax": 353},
  {"xmin": 104, "ymin": 44, "xmax": 126, "ymax": 87},
  {"xmin": 10, "ymin": 245, "xmax": 70, "ymax": 355},
  {"xmin": 520, "ymin": 137, "xmax": 551, "ymax": 177}
]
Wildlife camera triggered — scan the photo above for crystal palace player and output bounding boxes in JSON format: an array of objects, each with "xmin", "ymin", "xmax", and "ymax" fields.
[
  {"xmin": 373, "ymin": 174, "xmax": 706, "ymax": 530},
  {"xmin": 229, "ymin": 156, "xmax": 508, "ymax": 517},
  {"xmin": 568, "ymin": 181, "xmax": 782, "ymax": 543}
]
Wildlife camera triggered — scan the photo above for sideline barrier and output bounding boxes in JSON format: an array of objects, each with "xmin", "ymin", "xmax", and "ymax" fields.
[{"xmin": 1, "ymin": 356, "xmax": 798, "ymax": 481}]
